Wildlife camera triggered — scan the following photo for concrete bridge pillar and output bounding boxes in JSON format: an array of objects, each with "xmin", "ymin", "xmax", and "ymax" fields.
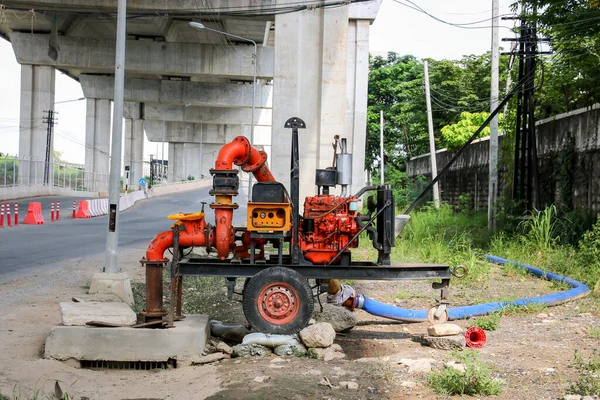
[
  {"xmin": 272, "ymin": 6, "xmax": 350, "ymax": 202},
  {"xmin": 124, "ymin": 118, "xmax": 144, "ymax": 190},
  {"xmin": 85, "ymin": 98, "xmax": 111, "ymax": 192},
  {"xmin": 345, "ymin": 19, "xmax": 370, "ymax": 194},
  {"xmin": 18, "ymin": 65, "xmax": 55, "ymax": 186},
  {"xmin": 168, "ymin": 143, "xmax": 185, "ymax": 183}
]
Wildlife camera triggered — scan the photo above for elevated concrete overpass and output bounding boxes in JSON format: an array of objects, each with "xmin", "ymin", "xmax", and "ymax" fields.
[{"xmin": 0, "ymin": 0, "xmax": 380, "ymax": 200}]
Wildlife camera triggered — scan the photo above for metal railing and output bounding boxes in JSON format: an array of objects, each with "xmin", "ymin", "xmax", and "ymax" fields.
[{"xmin": 0, "ymin": 154, "xmax": 109, "ymax": 192}]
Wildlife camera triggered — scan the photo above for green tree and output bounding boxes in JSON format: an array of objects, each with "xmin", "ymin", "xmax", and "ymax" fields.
[
  {"xmin": 366, "ymin": 51, "xmax": 510, "ymax": 176},
  {"xmin": 440, "ymin": 111, "xmax": 505, "ymax": 152},
  {"xmin": 518, "ymin": 1, "xmax": 600, "ymax": 114}
]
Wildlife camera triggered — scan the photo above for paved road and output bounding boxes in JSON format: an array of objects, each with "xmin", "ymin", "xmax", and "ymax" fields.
[
  {"xmin": 0, "ymin": 187, "xmax": 248, "ymax": 281},
  {"xmin": 2, "ymin": 195, "xmax": 83, "ymax": 222}
]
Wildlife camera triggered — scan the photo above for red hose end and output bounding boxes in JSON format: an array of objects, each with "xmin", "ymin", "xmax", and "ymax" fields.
[{"xmin": 465, "ymin": 326, "xmax": 487, "ymax": 348}]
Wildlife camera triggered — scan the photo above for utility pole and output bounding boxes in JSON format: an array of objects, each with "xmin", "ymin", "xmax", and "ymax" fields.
[
  {"xmin": 488, "ymin": 0, "xmax": 500, "ymax": 230},
  {"xmin": 104, "ymin": 0, "xmax": 127, "ymax": 273},
  {"xmin": 380, "ymin": 110, "xmax": 384, "ymax": 184},
  {"xmin": 503, "ymin": 3, "xmax": 549, "ymax": 212},
  {"xmin": 42, "ymin": 110, "xmax": 57, "ymax": 186},
  {"xmin": 423, "ymin": 60, "xmax": 440, "ymax": 208}
]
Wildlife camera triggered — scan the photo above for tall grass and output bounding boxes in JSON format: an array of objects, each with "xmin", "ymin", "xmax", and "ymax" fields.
[
  {"xmin": 521, "ymin": 205, "xmax": 557, "ymax": 249},
  {"xmin": 390, "ymin": 203, "xmax": 600, "ymax": 291}
]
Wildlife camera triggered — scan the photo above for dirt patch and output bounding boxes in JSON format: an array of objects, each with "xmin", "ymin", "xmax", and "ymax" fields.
[{"xmin": 1, "ymin": 247, "xmax": 599, "ymax": 399}]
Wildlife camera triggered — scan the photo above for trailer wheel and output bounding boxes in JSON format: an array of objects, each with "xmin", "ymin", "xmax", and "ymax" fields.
[
  {"xmin": 243, "ymin": 267, "xmax": 314, "ymax": 334},
  {"xmin": 427, "ymin": 305, "xmax": 449, "ymax": 324}
]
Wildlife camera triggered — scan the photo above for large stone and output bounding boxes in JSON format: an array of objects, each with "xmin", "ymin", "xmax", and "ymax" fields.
[
  {"xmin": 312, "ymin": 345, "xmax": 345, "ymax": 361},
  {"xmin": 312, "ymin": 303, "xmax": 358, "ymax": 332},
  {"xmin": 88, "ymin": 272, "xmax": 134, "ymax": 305},
  {"xmin": 419, "ymin": 334, "xmax": 465, "ymax": 350},
  {"xmin": 397, "ymin": 358, "xmax": 437, "ymax": 374},
  {"xmin": 299, "ymin": 322, "xmax": 336, "ymax": 348},
  {"xmin": 45, "ymin": 315, "xmax": 209, "ymax": 361},
  {"xmin": 59, "ymin": 301, "xmax": 136, "ymax": 326},
  {"xmin": 427, "ymin": 323, "xmax": 463, "ymax": 337}
]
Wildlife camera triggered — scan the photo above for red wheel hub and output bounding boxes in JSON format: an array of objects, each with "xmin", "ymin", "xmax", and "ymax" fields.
[{"xmin": 257, "ymin": 282, "xmax": 300, "ymax": 325}]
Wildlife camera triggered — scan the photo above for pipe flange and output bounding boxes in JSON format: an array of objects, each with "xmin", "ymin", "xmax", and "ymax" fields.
[
  {"xmin": 355, "ymin": 294, "xmax": 365, "ymax": 309},
  {"xmin": 140, "ymin": 257, "xmax": 169, "ymax": 266},
  {"xmin": 209, "ymin": 203, "xmax": 240, "ymax": 210},
  {"xmin": 241, "ymin": 151, "xmax": 268, "ymax": 173}
]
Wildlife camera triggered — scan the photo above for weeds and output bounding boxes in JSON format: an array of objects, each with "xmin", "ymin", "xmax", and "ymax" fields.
[
  {"xmin": 567, "ymin": 350, "xmax": 600, "ymax": 396},
  {"xmin": 468, "ymin": 312, "xmax": 502, "ymax": 331},
  {"xmin": 521, "ymin": 205, "xmax": 558, "ymax": 249},
  {"xmin": 500, "ymin": 302, "xmax": 547, "ymax": 316},
  {"xmin": 393, "ymin": 290, "xmax": 413, "ymax": 300},
  {"xmin": 428, "ymin": 351, "xmax": 503, "ymax": 395},
  {"xmin": 586, "ymin": 326, "xmax": 600, "ymax": 340}
]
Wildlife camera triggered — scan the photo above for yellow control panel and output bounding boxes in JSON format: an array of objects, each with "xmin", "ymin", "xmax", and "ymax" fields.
[{"xmin": 247, "ymin": 202, "xmax": 291, "ymax": 231}]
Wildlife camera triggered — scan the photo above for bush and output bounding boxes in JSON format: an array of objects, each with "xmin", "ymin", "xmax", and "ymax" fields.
[
  {"xmin": 428, "ymin": 351, "xmax": 503, "ymax": 395},
  {"xmin": 567, "ymin": 350, "xmax": 600, "ymax": 396},
  {"xmin": 468, "ymin": 312, "xmax": 501, "ymax": 331}
]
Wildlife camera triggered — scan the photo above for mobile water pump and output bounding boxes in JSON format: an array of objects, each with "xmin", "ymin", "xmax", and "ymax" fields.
[{"xmin": 141, "ymin": 117, "xmax": 455, "ymax": 334}]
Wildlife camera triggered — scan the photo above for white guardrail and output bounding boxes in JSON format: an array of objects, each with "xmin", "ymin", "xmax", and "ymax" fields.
[{"xmin": 86, "ymin": 190, "xmax": 147, "ymax": 217}]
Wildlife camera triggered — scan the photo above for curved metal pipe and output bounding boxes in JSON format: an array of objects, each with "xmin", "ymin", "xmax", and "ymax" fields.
[
  {"xmin": 146, "ymin": 217, "xmax": 213, "ymax": 261},
  {"xmin": 212, "ymin": 136, "xmax": 276, "ymax": 259},
  {"xmin": 215, "ymin": 136, "xmax": 275, "ymax": 182}
]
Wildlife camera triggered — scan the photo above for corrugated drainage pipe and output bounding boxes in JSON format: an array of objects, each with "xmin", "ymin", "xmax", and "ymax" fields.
[{"xmin": 355, "ymin": 254, "xmax": 590, "ymax": 322}]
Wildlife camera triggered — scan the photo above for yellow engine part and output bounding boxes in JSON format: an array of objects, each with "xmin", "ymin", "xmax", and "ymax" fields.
[
  {"xmin": 167, "ymin": 212, "xmax": 205, "ymax": 221},
  {"xmin": 247, "ymin": 202, "xmax": 291, "ymax": 231}
]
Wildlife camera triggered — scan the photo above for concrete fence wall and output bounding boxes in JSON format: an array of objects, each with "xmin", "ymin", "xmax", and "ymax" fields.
[
  {"xmin": 407, "ymin": 104, "xmax": 600, "ymax": 211},
  {"xmin": 0, "ymin": 185, "xmax": 102, "ymax": 201}
]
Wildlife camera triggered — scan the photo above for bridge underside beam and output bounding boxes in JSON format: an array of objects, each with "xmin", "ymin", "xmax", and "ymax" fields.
[
  {"xmin": 9, "ymin": 32, "xmax": 273, "ymax": 80},
  {"xmin": 1, "ymin": 0, "xmax": 278, "ymax": 13},
  {"xmin": 80, "ymin": 75, "xmax": 272, "ymax": 109},
  {"xmin": 144, "ymin": 103, "xmax": 272, "ymax": 126}
]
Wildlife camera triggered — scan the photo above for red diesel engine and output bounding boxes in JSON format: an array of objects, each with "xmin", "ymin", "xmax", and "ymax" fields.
[{"xmin": 299, "ymin": 194, "xmax": 361, "ymax": 265}]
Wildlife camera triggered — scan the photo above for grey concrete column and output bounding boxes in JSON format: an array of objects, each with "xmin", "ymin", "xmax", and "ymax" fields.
[
  {"xmin": 18, "ymin": 65, "xmax": 55, "ymax": 186},
  {"xmin": 345, "ymin": 19, "xmax": 370, "ymax": 194},
  {"xmin": 272, "ymin": 6, "xmax": 349, "ymax": 202},
  {"xmin": 85, "ymin": 98, "xmax": 111, "ymax": 191},
  {"xmin": 123, "ymin": 118, "xmax": 145, "ymax": 189},
  {"xmin": 131, "ymin": 119, "xmax": 144, "ymax": 189},
  {"xmin": 168, "ymin": 142, "xmax": 185, "ymax": 183},
  {"xmin": 183, "ymin": 144, "xmax": 201, "ymax": 181}
]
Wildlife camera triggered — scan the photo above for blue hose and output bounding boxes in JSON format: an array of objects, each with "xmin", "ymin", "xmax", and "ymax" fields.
[{"xmin": 355, "ymin": 254, "xmax": 591, "ymax": 322}]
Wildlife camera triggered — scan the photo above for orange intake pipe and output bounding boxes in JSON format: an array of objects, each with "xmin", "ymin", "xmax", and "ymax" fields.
[
  {"xmin": 211, "ymin": 136, "xmax": 276, "ymax": 259},
  {"xmin": 146, "ymin": 217, "xmax": 213, "ymax": 261}
]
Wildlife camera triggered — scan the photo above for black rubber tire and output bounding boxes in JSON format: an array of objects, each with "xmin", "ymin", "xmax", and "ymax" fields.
[{"xmin": 242, "ymin": 267, "xmax": 314, "ymax": 334}]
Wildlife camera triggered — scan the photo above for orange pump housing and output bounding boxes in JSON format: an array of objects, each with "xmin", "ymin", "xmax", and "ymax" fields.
[{"xmin": 299, "ymin": 194, "xmax": 361, "ymax": 265}]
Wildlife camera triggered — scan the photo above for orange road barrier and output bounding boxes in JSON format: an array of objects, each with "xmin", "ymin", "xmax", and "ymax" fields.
[
  {"xmin": 74, "ymin": 200, "xmax": 91, "ymax": 219},
  {"xmin": 14, "ymin": 203, "xmax": 18, "ymax": 226},
  {"xmin": 51, "ymin": 202, "xmax": 55, "ymax": 222},
  {"xmin": 6, "ymin": 203, "xmax": 11, "ymax": 227},
  {"xmin": 23, "ymin": 202, "xmax": 45, "ymax": 225},
  {"xmin": 0, "ymin": 203, "xmax": 4, "ymax": 228}
]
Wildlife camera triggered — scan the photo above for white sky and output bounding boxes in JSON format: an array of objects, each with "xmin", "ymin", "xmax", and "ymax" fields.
[{"xmin": 0, "ymin": 0, "xmax": 516, "ymax": 163}]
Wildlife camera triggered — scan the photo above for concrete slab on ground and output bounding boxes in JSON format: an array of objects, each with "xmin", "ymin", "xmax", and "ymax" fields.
[
  {"xmin": 60, "ymin": 301, "xmax": 136, "ymax": 326},
  {"xmin": 45, "ymin": 315, "xmax": 210, "ymax": 362},
  {"xmin": 89, "ymin": 272, "xmax": 134, "ymax": 305}
]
